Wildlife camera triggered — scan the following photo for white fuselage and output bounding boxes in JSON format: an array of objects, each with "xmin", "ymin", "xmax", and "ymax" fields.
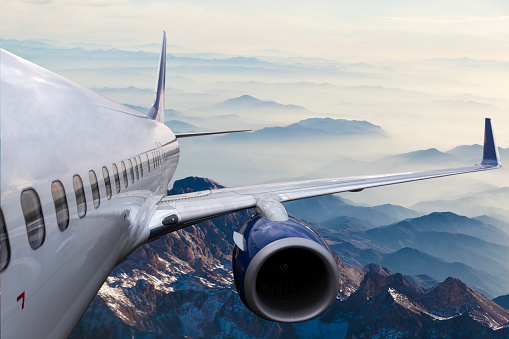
[{"xmin": 0, "ymin": 50, "xmax": 179, "ymax": 338}]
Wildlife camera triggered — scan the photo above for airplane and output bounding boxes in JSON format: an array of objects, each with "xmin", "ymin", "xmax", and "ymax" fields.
[{"xmin": 0, "ymin": 32, "xmax": 502, "ymax": 338}]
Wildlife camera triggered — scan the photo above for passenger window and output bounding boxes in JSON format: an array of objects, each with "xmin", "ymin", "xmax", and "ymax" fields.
[
  {"xmin": 102, "ymin": 167, "xmax": 112, "ymax": 200},
  {"xmin": 21, "ymin": 189, "xmax": 46, "ymax": 250},
  {"xmin": 73, "ymin": 175, "xmax": 87, "ymax": 218},
  {"xmin": 0, "ymin": 209, "xmax": 11, "ymax": 272},
  {"xmin": 112, "ymin": 163, "xmax": 121, "ymax": 193},
  {"xmin": 51, "ymin": 181, "xmax": 69, "ymax": 231},
  {"xmin": 128, "ymin": 159, "xmax": 134, "ymax": 183},
  {"xmin": 133, "ymin": 157, "xmax": 139, "ymax": 181},
  {"xmin": 89, "ymin": 170, "xmax": 100, "ymax": 209},
  {"xmin": 146, "ymin": 154, "xmax": 150, "ymax": 172},
  {"xmin": 137, "ymin": 156, "xmax": 143, "ymax": 177},
  {"xmin": 121, "ymin": 161, "xmax": 128, "ymax": 188}
]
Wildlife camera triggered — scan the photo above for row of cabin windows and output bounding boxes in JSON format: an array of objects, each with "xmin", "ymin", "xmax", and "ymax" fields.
[{"xmin": 0, "ymin": 147, "xmax": 175, "ymax": 272}]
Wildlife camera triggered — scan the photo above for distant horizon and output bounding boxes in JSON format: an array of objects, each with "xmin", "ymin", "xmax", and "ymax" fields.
[
  {"xmin": 2, "ymin": 1, "xmax": 508, "ymax": 62},
  {"xmin": 3, "ymin": 37, "xmax": 509, "ymax": 64}
]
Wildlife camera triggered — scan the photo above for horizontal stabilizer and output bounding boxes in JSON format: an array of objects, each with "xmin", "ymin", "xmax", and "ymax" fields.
[{"xmin": 175, "ymin": 129, "xmax": 250, "ymax": 138}]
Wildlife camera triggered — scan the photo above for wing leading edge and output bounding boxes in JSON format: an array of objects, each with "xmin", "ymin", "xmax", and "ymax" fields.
[{"xmin": 148, "ymin": 118, "xmax": 501, "ymax": 240}]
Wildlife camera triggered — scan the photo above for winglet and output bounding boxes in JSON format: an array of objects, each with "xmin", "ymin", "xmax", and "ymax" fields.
[
  {"xmin": 147, "ymin": 32, "xmax": 166, "ymax": 123},
  {"xmin": 480, "ymin": 118, "xmax": 501, "ymax": 167}
]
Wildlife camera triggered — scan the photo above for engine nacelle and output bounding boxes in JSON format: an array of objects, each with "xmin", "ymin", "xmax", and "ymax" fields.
[{"xmin": 232, "ymin": 214, "xmax": 339, "ymax": 323}]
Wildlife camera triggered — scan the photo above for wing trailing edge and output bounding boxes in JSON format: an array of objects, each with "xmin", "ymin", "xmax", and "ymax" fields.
[{"xmin": 147, "ymin": 32, "xmax": 166, "ymax": 123}]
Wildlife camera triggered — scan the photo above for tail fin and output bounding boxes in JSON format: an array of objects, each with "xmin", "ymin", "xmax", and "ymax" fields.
[{"xmin": 147, "ymin": 32, "xmax": 166, "ymax": 123}]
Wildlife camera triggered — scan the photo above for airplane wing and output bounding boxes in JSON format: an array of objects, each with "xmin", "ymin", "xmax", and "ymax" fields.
[{"xmin": 148, "ymin": 118, "xmax": 501, "ymax": 240}]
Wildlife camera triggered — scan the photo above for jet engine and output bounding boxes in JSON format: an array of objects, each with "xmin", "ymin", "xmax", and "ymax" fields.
[{"xmin": 232, "ymin": 214, "xmax": 339, "ymax": 323}]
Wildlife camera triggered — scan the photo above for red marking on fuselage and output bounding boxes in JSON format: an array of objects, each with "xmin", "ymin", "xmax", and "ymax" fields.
[{"xmin": 17, "ymin": 292, "xmax": 25, "ymax": 310}]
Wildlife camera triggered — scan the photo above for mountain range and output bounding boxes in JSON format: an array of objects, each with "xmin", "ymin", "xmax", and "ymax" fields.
[
  {"xmin": 275, "ymin": 188, "xmax": 509, "ymax": 300},
  {"xmin": 154, "ymin": 94, "xmax": 387, "ymax": 139},
  {"xmin": 307, "ymin": 197, "xmax": 509, "ymax": 298},
  {"xmin": 284, "ymin": 194, "xmax": 419, "ymax": 226},
  {"xmin": 70, "ymin": 177, "xmax": 509, "ymax": 338},
  {"xmin": 380, "ymin": 247, "xmax": 503, "ymax": 299},
  {"xmin": 218, "ymin": 116, "xmax": 385, "ymax": 143},
  {"xmin": 182, "ymin": 94, "xmax": 315, "ymax": 129},
  {"xmin": 411, "ymin": 186, "xmax": 509, "ymax": 222}
]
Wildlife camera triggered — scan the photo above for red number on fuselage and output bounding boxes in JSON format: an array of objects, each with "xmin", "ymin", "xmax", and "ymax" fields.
[{"xmin": 17, "ymin": 292, "xmax": 25, "ymax": 310}]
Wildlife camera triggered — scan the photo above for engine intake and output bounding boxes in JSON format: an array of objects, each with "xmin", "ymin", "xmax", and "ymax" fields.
[{"xmin": 232, "ymin": 214, "xmax": 339, "ymax": 323}]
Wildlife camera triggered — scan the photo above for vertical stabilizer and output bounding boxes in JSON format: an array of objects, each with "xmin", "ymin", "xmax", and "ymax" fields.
[{"xmin": 147, "ymin": 32, "xmax": 166, "ymax": 123}]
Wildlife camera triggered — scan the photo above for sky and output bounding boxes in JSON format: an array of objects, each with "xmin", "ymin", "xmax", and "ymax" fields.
[{"xmin": 1, "ymin": 0, "xmax": 509, "ymax": 61}]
